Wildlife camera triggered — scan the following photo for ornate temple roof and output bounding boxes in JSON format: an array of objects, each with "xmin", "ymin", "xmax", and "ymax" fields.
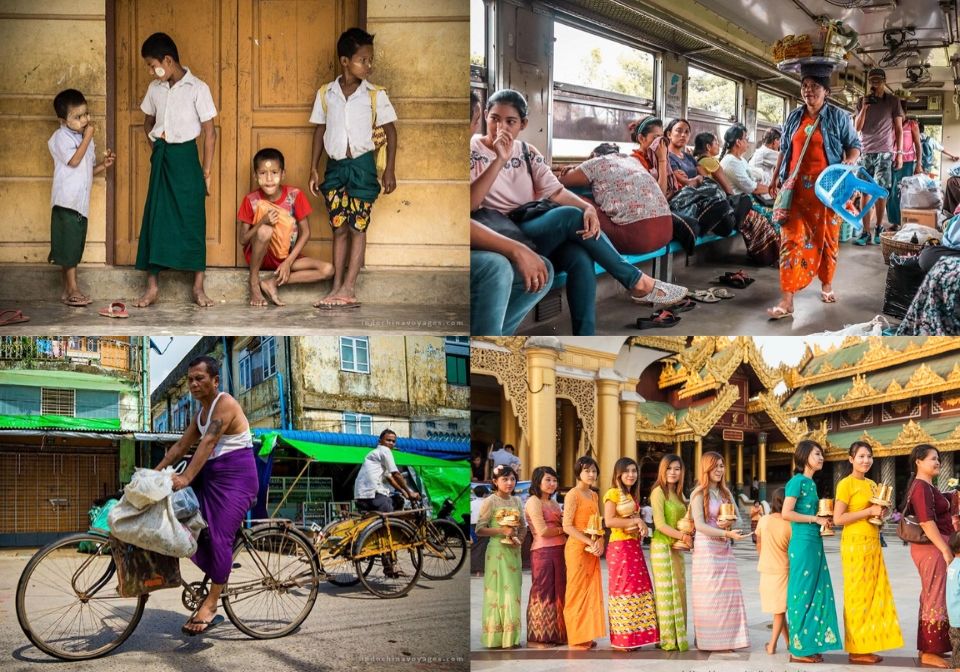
[
  {"xmin": 782, "ymin": 349, "xmax": 960, "ymax": 417},
  {"xmin": 635, "ymin": 384, "xmax": 740, "ymax": 442},
  {"xmin": 812, "ymin": 417, "xmax": 960, "ymax": 459},
  {"xmin": 657, "ymin": 336, "xmax": 782, "ymax": 398}
]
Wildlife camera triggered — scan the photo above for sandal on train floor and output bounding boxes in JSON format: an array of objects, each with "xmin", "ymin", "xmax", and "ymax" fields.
[
  {"xmin": 636, "ymin": 309, "xmax": 681, "ymax": 329},
  {"xmin": 670, "ymin": 297, "xmax": 696, "ymax": 313},
  {"xmin": 688, "ymin": 289, "xmax": 720, "ymax": 303}
]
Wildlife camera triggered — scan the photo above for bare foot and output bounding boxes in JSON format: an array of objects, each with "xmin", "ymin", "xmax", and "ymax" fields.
[
  {"xmin": 314, "ymin": 290, "xmax": 356, "ymax": 307},
  {"xmin": 260, "ymin": 278, "xmax": 285, "ymax": 306},
  {"xmin": 193, "ymin": 288, "xmax": 214, "ymax": 308},
  {"xmin": 133, "ymin": 287, "xmax": 159, "ymax": 308},
  {"xmin": 765, "ymin": 642, "xmax": 776, "ymax": 655},
  {"xmin": 249, "ymin": 280, "xmax": 268, "ymax": 307},
  {"xmin": 569, "ymin": 641, "xmax": 596, "ymax": 650}
]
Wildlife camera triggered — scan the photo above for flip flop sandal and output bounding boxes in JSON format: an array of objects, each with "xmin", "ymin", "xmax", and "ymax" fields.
[
  {"xmin": 0, "ymin": 309, "xmax": 30, "ymax": 326},
  {"xmin": 717, "ymin": 275, "xmax": 747, "ymax": 289},
  {"xmin": 710, "ymin": 288, "xmax": 735, "ymax": 299},
  {"xmin": 820, "ymin": 291, "xmax": 838, "ymax": 303},
  {"xmin": 98, "ymin": 301, "xmax": 129, "ymax": 319},
  {"xmin": 62, "ymin": 295, "xmax": 92, "ymax": 307},
  {"xmin": 182, "ymin": 614, "xmax": 224, "ymax": 637},
  {"xmin": 636, "ymin": 309, "xmax": 681, "ymax": 329},
  {"xmin": 670, "ymin": 297, "xmax": 696, "ymax": 313},
  {"xmin": 727, "ymin": 270, "xmax": 755, "ymax": 286},
  {"xmin": 689, "ymin": 289, "xmax": 720, "ymax": 303},
  {"xmin": 315, "ymin": 299, "xmax": 362, "ymax": 310},
  {"xmin": 767, "ymin": 305, "xmax": 793, "ymax": 320}
]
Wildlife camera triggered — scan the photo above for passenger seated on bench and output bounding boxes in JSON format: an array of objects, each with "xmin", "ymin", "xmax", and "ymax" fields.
[
  {"xmin": 628, "ymin": 116, "xmax": 677, "ymax": 198},
  {"xmin": 693, "ymin": 132, "xmax": 736, "ymax": 195},
  {"xmin": 665, "ymin": 118, "xmax": 705, "ymax": 189},
  {"xmin": 470, "ymin": 90, "xmax": 688, "ymax": 335},
  {"xmin": 558, "ymin": 143, "xmax": 671, "ymax": 227},
  {"xmin": 750, "ymin": 127, "xmax": 782, "ymax": 186},
  {"xmin": 719, "ymin": 124, "xmax": 770, "ymax": 197}
]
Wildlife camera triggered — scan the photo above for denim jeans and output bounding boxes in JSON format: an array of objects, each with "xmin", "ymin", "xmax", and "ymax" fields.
[
  {"xmin": 470, "ymin": 250, "xmax": 554, "ymax": 335},
  {"xmin": 519, "ymin": 206, "xmax": 642, "ymax": 335},
  {"xmin": 886, "ymin": 160, "xmax": 915, "ymax": 226}
]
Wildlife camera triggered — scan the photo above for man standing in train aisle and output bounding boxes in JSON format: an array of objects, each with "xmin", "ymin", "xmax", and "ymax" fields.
[{"xmin": 853, "ymin": 67, "xmax": 904, "ymax": 246}]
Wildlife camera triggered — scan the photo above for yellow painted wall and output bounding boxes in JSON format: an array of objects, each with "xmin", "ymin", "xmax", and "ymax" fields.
[
  {"xmin": 0, "ymin": 0, "xmax": 107, "ymax": 265},
  {"xmin": 365, "ymin": 0, "xmax": 469, "ymax": 268}
]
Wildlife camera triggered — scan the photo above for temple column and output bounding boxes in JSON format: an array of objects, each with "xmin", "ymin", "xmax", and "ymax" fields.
[
  {"xmin": 525, "ymin": 338, "xmax": 562, "ymax": 475},
  {"xmin": 736, "ymin": 442, "xmax": 744, "ymax": 494},
  {"xmin": 620, "ymin": 391, "xmax": 642, "ymax": 459},
  {"xmin": 694, "ymin": 436, "xmax": 703, "ymax": 483},
  {"xmin": 559, "ymin": 401, "xmax": 577, "ymax": 488},
  {"xmin": 751, "ymin": 451, "xmax": 757, "ymax": 484},
  {"xmin": 939, "ymin": 451, "xmax": 955, "ymax": 490},
  {"xmin": 758, "ymin": 432, "xmax": 768, "ymax": 502},
  {"xmin": 500, "ymin": 393, "xmax": 523, "ymax": 475},
  {"xmin": 597, "ymin": 369, "xmax": 625, "ymax": 487},
  {"xmin": 832, "ymin": 460, "xmax": 843, "ymax": 495},
  {"xmin": 724, "ymin": 441, "xmax": 732, "ymax": 490}
]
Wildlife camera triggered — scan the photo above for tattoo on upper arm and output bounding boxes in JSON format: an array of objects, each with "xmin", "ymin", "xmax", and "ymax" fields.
[{"xmin": 208, "ymin": 418, "xmax": 224, "ymax": 437}]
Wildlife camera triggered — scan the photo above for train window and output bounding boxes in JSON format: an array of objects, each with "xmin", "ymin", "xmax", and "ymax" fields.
[
  {"xmin": 686, "ymin": 65, "xmax": 739, "ymax": 149},
  {"xmin": 470, "ymin": 0, "xmax": 487, "ymax": 78},
  {"xmin": 757, "ymin": 90, "xmax": 786, "ymax": 126},
  {"xmin": 552, "ymin": 22, "xmax": 656, "ymax": 158}
]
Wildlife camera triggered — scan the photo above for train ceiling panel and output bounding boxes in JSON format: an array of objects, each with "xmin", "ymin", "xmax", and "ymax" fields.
[{"xmin": 701, "ymin": 0, "xmax": 960, "ymax": 90}]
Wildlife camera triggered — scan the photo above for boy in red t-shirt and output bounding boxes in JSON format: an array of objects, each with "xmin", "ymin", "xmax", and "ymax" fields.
[{"xmin": 238, "ymin": 148, "xmax": 333, "ymax": 306}]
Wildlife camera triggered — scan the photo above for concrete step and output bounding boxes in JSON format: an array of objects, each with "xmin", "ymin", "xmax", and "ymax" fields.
[{"xmin": 0, "ymin": 264, "xmax": 467, "ymax": 306}]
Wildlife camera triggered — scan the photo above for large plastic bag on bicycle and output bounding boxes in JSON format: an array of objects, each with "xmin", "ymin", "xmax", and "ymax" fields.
[
  {"xmin": 183, "ymin": 509, "xmax": 208, "ymax": 541},
  {"xmin": 78, "ymin": 498, "xmax": 119, "ymax": 553},
  {"xmin": 171, "ymin": 486, "xmax": 199, "ymax": 521},
  {"xmin": 123, "ymin": 467, "xmax": 174, "ymax": 509},
  {"xmin": 108, "ymin": 495, "xmax": 197, "ymax": 558}
]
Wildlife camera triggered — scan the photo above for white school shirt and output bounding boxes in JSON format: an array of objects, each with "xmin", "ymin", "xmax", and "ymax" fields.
[
  {"xmin": 140, "ymin": 67, "xmax": 217, "ymax": 143},
  {"xmin": 353, "ymin": 444, "xmax": 400, "ymax": 499},
  {"xmin": 48, "ymin": 126, "xmax": 95, "ymax": 217},
  {"xmin": 308, "ymin": 77, "xmax": 397, "ymax": 161}
]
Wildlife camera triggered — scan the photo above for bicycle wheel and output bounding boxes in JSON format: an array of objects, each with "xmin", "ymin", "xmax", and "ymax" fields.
[
  {"xmin": 420, "ymin": 519, "xmax": 467, "ymax": 580},
  {"xmin": 317, "ymin": 518, "xmax": 361, "ymax": 586},
  {"xmin": 221, "ymin": 526, "xmax": 319, "ymax": 639},
  {"xmin": 354, "ymin": 519, "xmax": 422, "ymax": 599},
  {"xmin": 16, "ymin": 533, "xmax": 146, "ymax": 661}
]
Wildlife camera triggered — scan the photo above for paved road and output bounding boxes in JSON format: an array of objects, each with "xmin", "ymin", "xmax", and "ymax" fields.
[
  {"xmin": 2, "ymin": 549, "xmax": 467, "ymax": 672},
  {"xmin": 472, "ymin": 534, "xmax": 934, "ymax": 672}
]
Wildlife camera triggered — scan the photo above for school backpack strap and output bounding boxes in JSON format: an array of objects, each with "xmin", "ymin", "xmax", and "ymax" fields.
[{"xmin": 318, "ymin": 82, "xmax": 330, "ymax": 117}]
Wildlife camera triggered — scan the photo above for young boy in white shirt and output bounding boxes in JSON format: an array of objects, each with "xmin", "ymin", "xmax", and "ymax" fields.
[
  {"xmin": 135, "ymin": 32, "xmax": 218, "ymax": 308},
  {"xmin": 48, "ymin": 89, "xmax": 115, "ymax": 307},
  {"xmin": 308, "ymin": 27, "xmax": 398, "ymax": 309}
]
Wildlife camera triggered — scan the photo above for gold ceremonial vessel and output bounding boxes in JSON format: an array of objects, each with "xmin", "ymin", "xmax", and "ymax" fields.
[
  {"xmin": 673, "ymin": 509, "xmax": 695, "ymax": 551},
  {"xmin": 817, "ymin": 498, "xmax": 835, "ymax": 536},
  {"xmin": 868, "ymin": 483, "xmax": 893, "ymax": 526},
  {"xmin": 616, "ymin": 492, "xmax": 642, "ymax": 537},
  {"xmin": 496, "ymin": 508, "xmax": 521, "ymax": 544},
  {"xmin": 717, "ymin": 502, "xmax": 737, "ymax": 522},
  {"xmin": 584, "ymin": 512, "xmax": 604, "ymax": 554}
]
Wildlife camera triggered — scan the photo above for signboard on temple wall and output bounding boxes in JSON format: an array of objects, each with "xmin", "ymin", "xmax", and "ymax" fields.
[{"xmin": 722, "ymin": 429, "xmax": 744, "ymax": 442}]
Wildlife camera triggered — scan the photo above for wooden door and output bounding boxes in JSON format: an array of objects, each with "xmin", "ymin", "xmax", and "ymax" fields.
[
  {"xmin": 237, "ymin": 0, "xmax": 359, "ymax": 263},
  {"xmin": 114, "ymin": 1, "xmax": 238, "ymax": 266}
]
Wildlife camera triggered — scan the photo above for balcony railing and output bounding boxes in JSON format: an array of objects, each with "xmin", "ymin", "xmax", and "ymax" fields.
[{"xmin": 0, "ymin": 337, "xmax": 141, "ymax": 374}]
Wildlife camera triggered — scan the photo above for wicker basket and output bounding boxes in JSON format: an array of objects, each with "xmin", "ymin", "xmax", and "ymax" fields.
[{"xmin": 879, "ymin": 231, "xmax": 923, "ymax": 264}]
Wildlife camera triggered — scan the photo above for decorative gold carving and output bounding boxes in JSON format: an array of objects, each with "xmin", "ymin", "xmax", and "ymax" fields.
[
  {"xmin": 894, "ymin": 419, "xmax": 937, "ymax": 448},
  {"xmin": 844, "ymin": 374, "xmax": 879, "ymax": 401},
  {"xmin": 796, "ymin": 391, "xmax": 821, "ymax": 411},
  {"xmin": 685, "ymin": 384, "xmax": 740, "ymax": 435},
  {"xmin": 470, "ymin": 343, "xmax": 530, "ymax": 438},
  {"xmin": 823, "ymin": 393, "xmax": 837, "ymax": 405},
  {"xmin": 629, "ymin": 336, "xmax": 688, "ymax": 353},
  {"xmin": 556, "ymin": 375, "xmax": 596, "ymax": 453},
  {"xmin": 905, "ymin": 363, "xmax": 946, "ymax": 390},
  {"xmin": 948, "ymin": 363, "xmax": 960, "ymax": 383},
  {"xmin": 755, "ymin": 391, "xmax": 810, "ymax": 447}
]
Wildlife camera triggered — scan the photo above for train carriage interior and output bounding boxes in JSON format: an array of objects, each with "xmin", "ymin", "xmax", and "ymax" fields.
[{"xmin": 471, "ymin": 0, "xmax": 960, "ymax": 335}]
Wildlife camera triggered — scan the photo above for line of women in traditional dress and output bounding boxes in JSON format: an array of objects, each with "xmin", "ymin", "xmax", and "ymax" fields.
[{"xmin": 477, "ymin": 439, "xmax": 956, "ymax": 668}]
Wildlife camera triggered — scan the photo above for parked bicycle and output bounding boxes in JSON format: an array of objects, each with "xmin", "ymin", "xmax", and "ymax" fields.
[{"xmin": 16, "ymin": 519, "xmax": 319, "ymax": 661}]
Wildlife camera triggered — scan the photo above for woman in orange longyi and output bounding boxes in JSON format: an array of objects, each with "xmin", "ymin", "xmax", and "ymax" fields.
[{"xmin": 768, "ymin": 63, "xmax": 861, "ymax": 320}]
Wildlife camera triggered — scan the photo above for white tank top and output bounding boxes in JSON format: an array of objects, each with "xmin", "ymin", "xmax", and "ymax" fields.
[{"xmin": 198, "ymin": 392, "xmax": 252, "ymax": 459}]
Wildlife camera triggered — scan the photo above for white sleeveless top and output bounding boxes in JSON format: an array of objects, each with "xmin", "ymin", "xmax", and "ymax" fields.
[{"xmin": 198, "ymin": 392, "xmax": 252, "ymax": 459}]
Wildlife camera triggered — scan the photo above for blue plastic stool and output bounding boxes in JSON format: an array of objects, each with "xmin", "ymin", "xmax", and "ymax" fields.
[{"xmin": 814, "ymin": 164, "xmax": 889, "ymax": 233}]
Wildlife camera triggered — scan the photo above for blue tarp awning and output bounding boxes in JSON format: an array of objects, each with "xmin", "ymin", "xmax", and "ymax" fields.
[{"xmin": 251, "ymin": 429, "xmax": 468, "ymax": 461}]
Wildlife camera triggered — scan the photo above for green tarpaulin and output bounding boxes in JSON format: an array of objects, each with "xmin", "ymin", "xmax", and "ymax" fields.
[
  {"xmin": 0, "ymin": 369, "xmax": 135, "ymax": 392},
  {"xmin": 0, "ymin": 414, "xmax": 121, "ymax": 431},
  {"xmin": 258, "ymin": 434, "xmax": 470, "ymax": 523}
]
